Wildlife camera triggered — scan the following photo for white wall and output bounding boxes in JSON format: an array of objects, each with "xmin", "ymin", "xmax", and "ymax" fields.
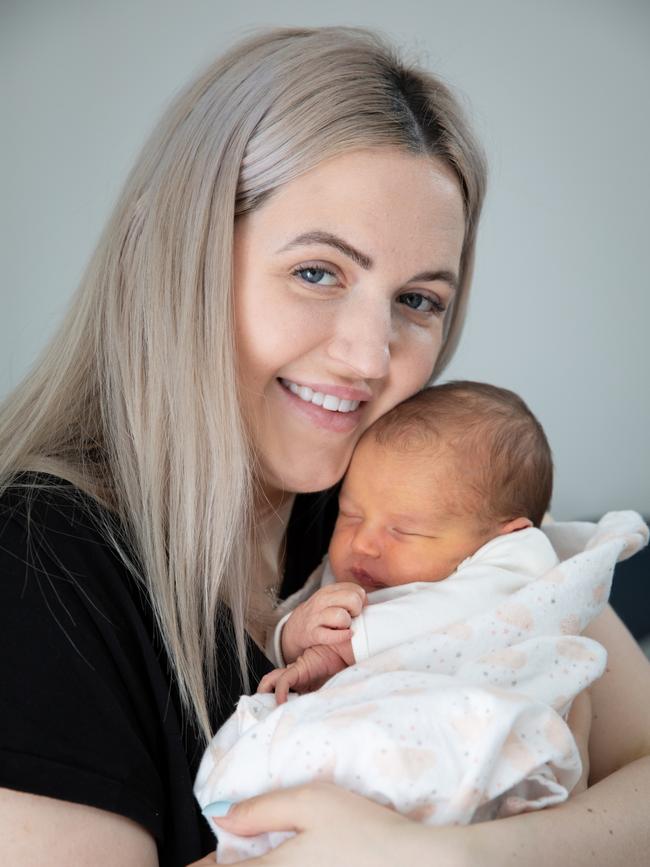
[{"xmin": 2, "ymin": 0, "xmax": 649, "ymax": 520}]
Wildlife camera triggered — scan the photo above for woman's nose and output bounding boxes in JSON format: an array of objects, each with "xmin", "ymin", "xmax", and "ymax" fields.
[
  {"xmin": 326, "ymin": 292, "xmax": 392, "ymax": 381},
  {"xmin": 350, "ymin": 523, "xmax": 382, "ymax": 558}
]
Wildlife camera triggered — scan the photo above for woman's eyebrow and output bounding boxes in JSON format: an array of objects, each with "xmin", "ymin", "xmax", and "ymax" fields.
[
  {"xmin": 277, "ymin": 230, "xmax": 373, "ymax": 268},
  {"xmin": 276, "ymin": 230, "xmax": 458, "ymax": 292}
]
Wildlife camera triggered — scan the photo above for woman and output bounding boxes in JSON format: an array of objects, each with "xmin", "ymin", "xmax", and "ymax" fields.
[{"xmin": 0, "ymin": 25, "xmax": 647, "ymax": 867}]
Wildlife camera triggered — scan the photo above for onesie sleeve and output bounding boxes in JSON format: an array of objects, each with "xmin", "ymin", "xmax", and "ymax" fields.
[
  {"xmin": 0, "ymin": 482, "xmax": 166, "ymax": 841},
  {"xmin": 350, "ymin": 586, "xmax": 439, "ymax": 661}
]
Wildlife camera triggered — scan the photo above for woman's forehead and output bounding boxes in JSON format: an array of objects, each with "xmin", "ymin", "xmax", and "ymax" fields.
[{"xmin": 236, "ymin": 148, "xmax": 465, "ymax": 267}]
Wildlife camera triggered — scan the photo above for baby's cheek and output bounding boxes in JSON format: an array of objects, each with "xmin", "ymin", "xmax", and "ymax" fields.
[
  {"xmin": 327, "ymin": 528, "xmax": 350, "ymax": 581},
  {"xmin": 389, "ymin": 559, "xmax": 423, "ymax": 585},
  {"xmin": 385, "ymin": 542, "xmax": 443, "ymax": 585}
]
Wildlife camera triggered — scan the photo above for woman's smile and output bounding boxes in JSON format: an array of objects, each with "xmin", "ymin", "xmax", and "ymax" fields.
[{"xmin": 276, "ymin": 377, "xmax": 368, "ymax": 433}]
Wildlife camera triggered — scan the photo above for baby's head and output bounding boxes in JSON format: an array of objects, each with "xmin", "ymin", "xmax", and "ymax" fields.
[{"xmin": 328, "ymin": 381, "xmax": 553, "ymax": 591}]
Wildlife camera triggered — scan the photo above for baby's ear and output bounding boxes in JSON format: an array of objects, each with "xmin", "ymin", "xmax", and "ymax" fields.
[{"xmin": 498, "ymin": 516, "xmax": 533, "ymax": 535}]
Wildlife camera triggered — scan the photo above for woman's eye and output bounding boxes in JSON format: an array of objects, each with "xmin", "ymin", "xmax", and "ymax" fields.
[
  {"xmin": 292, "ymin": 266, "xmax": 339, "ymax": 287},
  {"xmin": 398, "ymin": 291, "xmax": 446, "ymax": 316}
]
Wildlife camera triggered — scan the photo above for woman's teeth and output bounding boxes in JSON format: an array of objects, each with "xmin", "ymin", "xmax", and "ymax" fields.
[{"xmin": 280, "ymin": 379, "xmax": 361, "ymax": 413}]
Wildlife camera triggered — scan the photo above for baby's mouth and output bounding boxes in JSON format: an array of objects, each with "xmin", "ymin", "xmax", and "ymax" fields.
[{"xmin": 350, "ymin": 567, "xmax": 385, "ymax": 590}]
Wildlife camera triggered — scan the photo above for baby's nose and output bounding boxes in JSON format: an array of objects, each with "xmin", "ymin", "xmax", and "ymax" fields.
[{"xmin": 350, "ymin": 524, "xmax": 382, "ymax": 558}]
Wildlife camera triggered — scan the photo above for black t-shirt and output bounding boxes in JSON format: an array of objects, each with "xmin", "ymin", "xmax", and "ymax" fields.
[{"xmin": 0, "ymin": 474, "xmax": 339, "ymax": 866}]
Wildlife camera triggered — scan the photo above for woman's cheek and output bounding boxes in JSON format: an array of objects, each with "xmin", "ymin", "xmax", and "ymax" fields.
[{"xmin": 395, "ymin": 329, "xmax": 443, "ymax": 399}]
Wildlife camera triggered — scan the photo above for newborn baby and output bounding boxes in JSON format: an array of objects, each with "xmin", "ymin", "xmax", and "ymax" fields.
[
  {"xmin": 260, "ymin": 379, "xmax": 557, "ymax": 701},
  {"xmin": 195, "ymin": 381, "xmax": 648, "ymax": 863}
]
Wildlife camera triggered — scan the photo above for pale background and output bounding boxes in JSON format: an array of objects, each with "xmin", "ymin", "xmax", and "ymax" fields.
[{"xmin": 2, "ymin": 0, "xmax": 648, "ymax": 520}]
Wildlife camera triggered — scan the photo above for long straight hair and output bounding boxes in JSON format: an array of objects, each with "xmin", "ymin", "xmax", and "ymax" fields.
[{"xmin": 0, "ymin": 26, "xmax": 487, "ymax": 742}]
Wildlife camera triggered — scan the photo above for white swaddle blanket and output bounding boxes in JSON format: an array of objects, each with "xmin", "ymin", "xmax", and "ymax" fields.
[{"xmin": 194, "ymin": 511, "xmax": 648, "ymax": 864}]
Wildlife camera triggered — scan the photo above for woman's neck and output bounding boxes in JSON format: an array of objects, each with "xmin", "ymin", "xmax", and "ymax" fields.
[
  {"xmin": 246, "ymin": 488, "xmax": 295, "ymax": 648},
  {"xmin": 254, "ymin": 482, "xmax": 295, "ymax": 520},
  {"xmin": 256, "ymin": 491, "xmax": 295, "ymax": 578},
  {"xmin": 252, "ymin": 483, "xmax": 295, "ymax": 584}
]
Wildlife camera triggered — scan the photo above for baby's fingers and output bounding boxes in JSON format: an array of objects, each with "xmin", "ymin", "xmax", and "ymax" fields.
[
  {"xmin": 317, "ymin": 606, "xmax": 353, "ymax": 630},
  {"xmin": 312, "ymin": 583, "xmax": 367, "ymax": 615},
  {"xmin": 324, "ymin": 584, "xmax": 367, "ymax": 616},
  {"xmin": 312, "ymin": 626, "xmax": 352, "ymax": 646},
  {"xmin": 275, "ymin": 668, "xmax": 299, "ymax": 704},
  {"xmin": 257, "ymin": 668, "xmax": 285, "ymax": 694}
]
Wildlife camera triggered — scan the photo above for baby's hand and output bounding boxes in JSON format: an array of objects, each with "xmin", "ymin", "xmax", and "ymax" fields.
[
  {"xmin": 281, "ymin": 583, "xmax": 366, "ymax": 664},
  {"xmin": 257, "ymin": 644, "xmax": 349, "ymax": 704}
]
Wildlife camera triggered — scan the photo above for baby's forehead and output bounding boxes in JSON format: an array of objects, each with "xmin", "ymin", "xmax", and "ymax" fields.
[
  {"xmin": 343, "ymin": 432, "xmax": 482, "ymax": 511},
  {"xmin": 344, "ymin": 436, "xmax": 461, "ymax": 496},
  {"xmin": 351, "ymin": 430, "xmax": 459, "ymax": 471}
]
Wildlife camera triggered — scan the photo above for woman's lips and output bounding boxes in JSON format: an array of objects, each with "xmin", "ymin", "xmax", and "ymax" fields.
[
  {"xmin": 281, "ymin": 378, "xmax": 372, "ymax": 403},
  {"xmin": 276, "ymin": 378, "xmax": 365, "ymax": 433}
]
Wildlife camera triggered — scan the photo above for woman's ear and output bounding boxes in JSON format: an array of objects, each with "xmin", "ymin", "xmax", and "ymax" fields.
[{"xmin": 498, "ymin": 516, "xmax": 533, "ymax": 535}]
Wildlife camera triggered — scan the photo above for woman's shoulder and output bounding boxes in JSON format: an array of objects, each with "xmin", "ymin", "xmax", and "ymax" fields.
[
  {"xmin": 0, "ymin": 471, "xmax": 204, "ymax": 855},
  {"xmin": 0, "ymin": 470, "xmax": 139, "ymax": 616},
  {"xmin": 1, "ymin": 470, "xmax": 119, "ymax": 540},
  {"xmin": 0, "ymin": 469, "xmax": 153, "ymax": 684},
  {"xmin": 1, "ymin": 470, "xmax": 112, "ymax": 552}
]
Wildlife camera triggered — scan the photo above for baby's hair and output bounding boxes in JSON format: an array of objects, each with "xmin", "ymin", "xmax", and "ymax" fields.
[{"xmin": 368, "ymin": 381, "xmax": 553, "ymax": 528}]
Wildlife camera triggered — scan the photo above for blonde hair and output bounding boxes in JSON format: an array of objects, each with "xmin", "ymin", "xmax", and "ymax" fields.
[{"xmin": 0, "ymin": 26, "xmax": 487, "ymax": 742}]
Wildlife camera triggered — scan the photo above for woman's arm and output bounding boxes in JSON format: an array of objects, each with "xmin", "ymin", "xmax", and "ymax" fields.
[
  {"xmin": 204, "ymin": 604, "xmax": 650, "ymax": 866},
  {"xmin": 457, "ymin": 604, "xmax": 650, "ymax": 866},
  {"xmin": 0, "ymin": 788, "xmax": 158, "ymax": 867},
  {"xmin": 582, "ymin": 605, "xmax": 650, "ymax": 782}
]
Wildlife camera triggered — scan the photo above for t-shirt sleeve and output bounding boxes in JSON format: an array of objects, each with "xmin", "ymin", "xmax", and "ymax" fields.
[{"xmin": 0, "ymin": 485, "xmax": 166, "ymax": 842}]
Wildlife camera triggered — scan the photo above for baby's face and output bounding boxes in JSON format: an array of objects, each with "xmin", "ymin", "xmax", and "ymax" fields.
[{"xmin": 328, "ymin": 437, "xmax": 495, "ymax": 591}]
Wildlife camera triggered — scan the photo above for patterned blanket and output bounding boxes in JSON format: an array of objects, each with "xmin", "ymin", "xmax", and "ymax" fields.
[{"xmin": 194, "ymin": 511, "xmax": 649, "ymax": 864}]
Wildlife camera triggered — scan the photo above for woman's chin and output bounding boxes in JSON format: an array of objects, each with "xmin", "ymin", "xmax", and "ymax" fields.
[
  {"xmin": 263, "ymin": 456, "xmax": 350, "ymax": 497},
  {"xmin": 287, "ymin": 468, "xmax": 346, "ymax": 495}
]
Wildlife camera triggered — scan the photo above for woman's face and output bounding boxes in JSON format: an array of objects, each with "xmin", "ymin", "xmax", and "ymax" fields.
[{"xmin": 233, "ymin": 147, "xmax": 465, "ymax": 499}]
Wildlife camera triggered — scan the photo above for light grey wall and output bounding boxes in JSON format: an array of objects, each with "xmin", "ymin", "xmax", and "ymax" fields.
[{"xmin": 2, "ymin": 0, "xmax": 649, "ymax": 520}]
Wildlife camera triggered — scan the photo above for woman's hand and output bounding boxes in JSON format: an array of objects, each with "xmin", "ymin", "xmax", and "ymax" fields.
[
  {"xmin": 201, "ymin": 782, "xmax": 462, "ymax": 867},
  {"xmin": 280, "ymin": 583, "xmax": 366, "ymax": 663}
]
